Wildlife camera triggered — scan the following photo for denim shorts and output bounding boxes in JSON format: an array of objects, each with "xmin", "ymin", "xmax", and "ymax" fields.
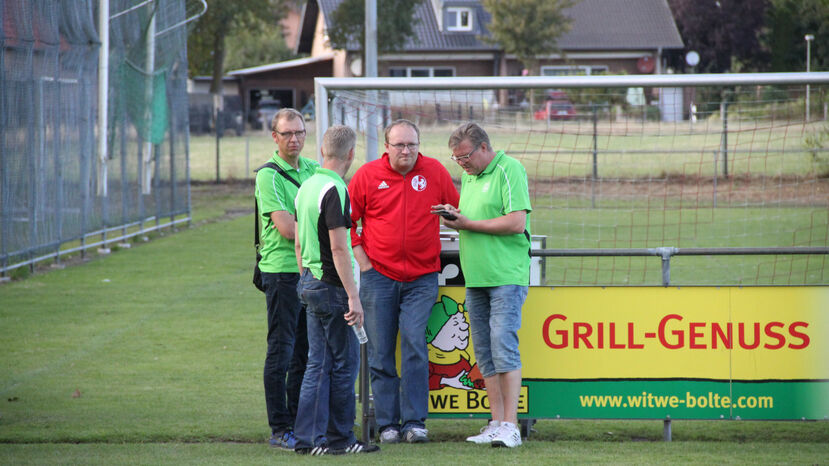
[{"xmin": 465, "ymin": 285, "xmax": 528, "ymax": 378}]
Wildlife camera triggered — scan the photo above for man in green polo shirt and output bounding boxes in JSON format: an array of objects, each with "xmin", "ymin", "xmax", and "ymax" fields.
[
  {"xmin": 255, "ymin": 108, "xmax": 319, "ymax": 450},
  {"xmin": 432, "ymin": 122, "xmax": 531, "ymax": 449}
]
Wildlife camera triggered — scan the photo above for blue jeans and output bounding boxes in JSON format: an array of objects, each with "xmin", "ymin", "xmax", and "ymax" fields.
[
  {"xmin": 360, "ymin": 268, "xmax": 437, "ymax": 433},
  {"xmin": 465, "ymin": 285, "xmax": 528, "ymax": 378},
  {"xmin": 294, "ymin": 270, "xmax": 360, "ymax": 450},
  {"xmin": 262, "ymin": 272, "xmax": 307, "ymax": 434}
]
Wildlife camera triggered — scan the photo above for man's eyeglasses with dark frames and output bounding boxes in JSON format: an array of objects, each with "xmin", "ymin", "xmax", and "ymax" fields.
[
  {"xmin": 389, "ymin": 143, "xmax": 419, "ymax": 152},
  {"xmin": 275, "ymin": 129, "xmax": 306, "ymax": 139}
]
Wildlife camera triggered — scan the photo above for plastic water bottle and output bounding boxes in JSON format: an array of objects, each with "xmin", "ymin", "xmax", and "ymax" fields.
[{"xmin": 353, "ymin": 324, "xmax": 368, "ymax": 344}]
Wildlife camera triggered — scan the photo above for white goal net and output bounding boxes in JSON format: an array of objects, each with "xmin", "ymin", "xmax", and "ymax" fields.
[{"xmin": 316, "ymin": 74, "xmax": 829, "ymax": 286}]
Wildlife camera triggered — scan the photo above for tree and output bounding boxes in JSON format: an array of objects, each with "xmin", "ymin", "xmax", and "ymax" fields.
[
  {"xmin": 223, "ymin": 12, "xmax": 297, "ymax": 72},
  {"xmin": 668, "ymin": 0, "xmax": 767, "ymax": 73},
  {"xmin": 480, "ymin": 0, "xmax": 576, "ymax": 76},
  {"xmin": 187, "ymin": 0, "xmax": 281, "ymax": 93},
  {"xmin": 763, "ymin": 0, "xmax": 829, "ymax": 72},
  {"xmin": 326, "ymin": 0, "xmax": 420, "ymax": 69}
]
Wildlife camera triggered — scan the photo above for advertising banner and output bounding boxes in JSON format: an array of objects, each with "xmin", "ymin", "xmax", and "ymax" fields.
[{"xmin": 426, "ymin": 287, "xmax": 829, "ymax": 420}]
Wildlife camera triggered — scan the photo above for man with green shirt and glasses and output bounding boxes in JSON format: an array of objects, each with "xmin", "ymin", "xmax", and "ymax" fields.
[
  {"xmin": 293, "ymin": 125, "xmax": 379, "ymax": 455},
  {"xmin": 255, "ymin": 108, "xmax": 319, "ymax": 450},
  {"xmin": 432, "ymin": 122, "xmax": 532, "ymax": 449}
]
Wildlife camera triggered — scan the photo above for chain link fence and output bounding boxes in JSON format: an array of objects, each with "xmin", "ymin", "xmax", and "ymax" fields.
[{"xmin": 1, "ymin": 0, "xmax": 199, "ymax": 276}]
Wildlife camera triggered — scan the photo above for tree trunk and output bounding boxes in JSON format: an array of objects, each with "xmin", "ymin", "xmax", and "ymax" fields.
[{"xmin": 209, "ymin": 26, "xmax": 228, "ymax": 95}]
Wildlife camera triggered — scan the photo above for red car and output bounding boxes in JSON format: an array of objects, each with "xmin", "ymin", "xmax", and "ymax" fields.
[{"xmin": 533, "ymin": 91, "xmax": 577, "ymax": 120}]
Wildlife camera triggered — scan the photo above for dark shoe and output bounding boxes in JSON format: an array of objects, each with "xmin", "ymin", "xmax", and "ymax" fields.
[
  {"xmin": 295, "ymin": 445, "xmax": 328, "ymax": 456},
  {"xmin": 329, "ymin": 440, "xmax": 380, "ymax": 455},
  {"xmin": 271, "ymin": 430, "xmax": 297, "ymax": 450}
]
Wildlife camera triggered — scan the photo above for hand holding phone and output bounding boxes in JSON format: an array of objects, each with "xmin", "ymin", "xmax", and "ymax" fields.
[{"xmin": 432, "ymin": 209, "xmax": 457, "ymax": 221}]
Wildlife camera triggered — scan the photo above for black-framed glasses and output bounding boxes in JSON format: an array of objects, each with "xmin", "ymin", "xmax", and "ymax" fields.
[
  {"xmin": 388, "ymin": 143, "xmax": 419, "ymax": 151},
  {"xmin": 275, "ymin": 129, "xmax": 306, "ymax": 139},
  {"xmin": 450, "ymin": 145, "xmax": 478, "ymax": 162}
]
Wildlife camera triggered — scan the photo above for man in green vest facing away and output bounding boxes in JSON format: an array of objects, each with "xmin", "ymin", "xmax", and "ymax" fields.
[{"xmin": 292, "ymin": 125, "xmax": 380, "ymax": 455}]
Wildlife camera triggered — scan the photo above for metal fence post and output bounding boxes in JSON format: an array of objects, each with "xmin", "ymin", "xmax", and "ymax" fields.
[
  {"xmin": 721, "ymin": 100, "xmax": 728, "ymax": 177},
  {"xmin": 655, "ymin": 247, "xmax": 678, "ymax": 286},
  {"xmin": 592, "ymin": 103, "xmax": 598, "ymax": 209},
  {"xmin": 215, "ymin": 114, "xmax": 221, "ymax": 183}
]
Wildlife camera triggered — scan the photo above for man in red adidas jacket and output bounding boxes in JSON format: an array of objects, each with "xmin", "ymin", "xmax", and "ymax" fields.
[{"xmin": 349, "ymin": 119, "xmax": 459, "ymax": 444}]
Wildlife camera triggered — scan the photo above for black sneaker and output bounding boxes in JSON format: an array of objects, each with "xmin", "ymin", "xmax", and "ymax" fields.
[
  {"xmin": 329, "ymin": 440, "xmax": 380, "ymax": 455},
  {"xmin": 295, "ymin": 445, "xmax": 329, "ymax": 456}
]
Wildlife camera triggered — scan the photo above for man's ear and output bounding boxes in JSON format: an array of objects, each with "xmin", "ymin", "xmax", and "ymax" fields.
[{"xmin": 347, "ymin": 147, "xmax": 355, "ymax": 162}]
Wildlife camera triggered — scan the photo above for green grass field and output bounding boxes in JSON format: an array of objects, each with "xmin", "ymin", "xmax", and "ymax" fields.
[{"xmin": 1, "ymin": 184, "xmax": 828, "ymax": 464}]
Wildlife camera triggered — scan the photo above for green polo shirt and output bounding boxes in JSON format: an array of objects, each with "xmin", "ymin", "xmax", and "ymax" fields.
[
  {"xmin": 255, "ymin": 151, "xmax": 319, "ymax": 273},
  {"xmin": 458, "ymin": 151, "xmax": 532, "ymax": 287},
  {"xmin": 294, "ymin": 168, "xmax": 354, "ymax": 286}
]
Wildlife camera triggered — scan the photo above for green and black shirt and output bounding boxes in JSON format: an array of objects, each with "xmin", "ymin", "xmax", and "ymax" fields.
[{"xmin": 294, "ymin": 168, "xmax": 354, "ymax": 287}]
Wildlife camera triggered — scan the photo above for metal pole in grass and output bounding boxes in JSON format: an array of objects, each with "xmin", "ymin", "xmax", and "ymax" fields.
[
  {"xmin": 170, "ymin": 109, "xmax": 177, "ymax": 230},
  {"xmin": 154, "ymin": 143, "xmax": 161, "ymax": 230},
  {"xmin": 592, "ymin": 103, "xmax": 598, "ymax": 209},
  {"xmin": 806, "ymin": 34, "xmax": 814, "ymax": 122},
  {"xmin": 712, "ymin": 151, "xmax": 718, "ymax": 208},
  {"xmin": 245, "ymin": 134, "xmax": 250, "ymax": 178},
  {"xmin": 721, "ymin": 100, "xmax": 728, "ymax": 177},
  {"xmin": 215, "ymin": 117, "xmax": 221, "ymax": 183},
  {"xmin": 360, "ymin": 0, "xmax": 379, "ymax": 442}
]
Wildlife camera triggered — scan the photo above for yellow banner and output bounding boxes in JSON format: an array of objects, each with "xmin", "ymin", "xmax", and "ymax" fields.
[
  {"xmin": 429, "ymin": 386, "xmax": 529, "ymax": 414},
  {"xmin": 434, "ymin": 287, "xmax": 829, "ymax": 381}
]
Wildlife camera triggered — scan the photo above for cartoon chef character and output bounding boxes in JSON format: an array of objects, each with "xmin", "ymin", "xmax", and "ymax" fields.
[{"xmin": 426, "ymin": 296, "xmax": 484, "ymax": 390}]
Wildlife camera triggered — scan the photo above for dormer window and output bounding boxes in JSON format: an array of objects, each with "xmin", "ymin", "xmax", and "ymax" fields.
[{"xmin": 446, "ymin": 7, "xmax": 473, "ymax": 31}]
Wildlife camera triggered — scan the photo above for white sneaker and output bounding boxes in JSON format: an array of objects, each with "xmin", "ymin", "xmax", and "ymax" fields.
[
  {"xmin": 491, "ymin": 421, "xmax": 522, "ymax": 448},
  {"xmin": 379, "ymin": 428, "xmax": 400, "ymax": 444},
  {"xmin": 465, "ymin": 420, "xmax": 500, "ymax": 444},
  {"xmin": 403, "ymin": 427, "xmax": 429, "ymax": 443}
]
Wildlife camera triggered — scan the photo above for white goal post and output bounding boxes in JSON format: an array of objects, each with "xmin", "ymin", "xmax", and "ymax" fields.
[{"xmin": 315, "ymin": 73, "xmax": 829, "ymax": 146}]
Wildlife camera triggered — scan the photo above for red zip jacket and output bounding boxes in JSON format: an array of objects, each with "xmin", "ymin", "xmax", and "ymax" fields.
[{"xmin": 349, "ymin": 153, "xmax": 459, "ymax": 282}]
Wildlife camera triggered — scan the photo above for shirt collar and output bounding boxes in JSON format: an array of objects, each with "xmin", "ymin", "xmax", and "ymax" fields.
[
  {"xmin": 478, "ymin": 150, "xmax": 505, "ymax": 176},
  {"xmin": 314, "ymin": 167, "xmax": 345, "ymax": 184},
  {"xmin": 271, "ymin": 151, "xmax": 315, "ymax": 172}
]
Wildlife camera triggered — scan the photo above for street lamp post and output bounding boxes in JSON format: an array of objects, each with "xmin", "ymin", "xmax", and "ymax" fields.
[{"xmin": 805, "ymin": 34, "xmax": 814, "ymax": 122}]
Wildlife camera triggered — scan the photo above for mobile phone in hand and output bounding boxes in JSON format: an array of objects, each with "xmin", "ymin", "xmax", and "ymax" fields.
[{"xmin": 433, "ymin": 209, "xmax": 457, "ymax": 220}]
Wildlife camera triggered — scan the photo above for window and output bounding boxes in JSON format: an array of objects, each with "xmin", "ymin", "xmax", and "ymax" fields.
[
  {"xmin": 388, "ymin": 67, "xmax": 455, "ymax": 78},
  {"xmin": 541, "ymin": 65, "xmax": 609, "ymax": 76},
  {"xmin": 410, "ymin": 68, "xmax": 430, "ymax": 78},
  {"xmin": 446, "ymin": 7, "xmax": 473, "ymax": 31}
]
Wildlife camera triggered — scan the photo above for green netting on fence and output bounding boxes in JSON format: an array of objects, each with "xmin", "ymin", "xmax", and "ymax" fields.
[
  {"xmin": 123, "ymin": 63, "xmax": 169, "ymax": 145},
  {"xmin": 0, "ymin": 0, "xmax": 196, "ymax": 273}
]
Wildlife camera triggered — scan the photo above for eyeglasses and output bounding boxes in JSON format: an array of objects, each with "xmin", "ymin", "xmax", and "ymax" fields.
[
  {"xmin": 275, "ymin": 129, "xmax": 306, "ymax": 139},
  {"xmin": 450, "ymin": 145, "xmax": 478, "ymax": 162},
  {"xmin": 388, "ymin": 143, "xmax": 419, "ymax": 152}
]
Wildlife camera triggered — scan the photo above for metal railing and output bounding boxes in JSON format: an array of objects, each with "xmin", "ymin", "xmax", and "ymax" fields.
[{"xmin": 0, "ymin": 214, "xmax": 190, "ymax": 279}]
